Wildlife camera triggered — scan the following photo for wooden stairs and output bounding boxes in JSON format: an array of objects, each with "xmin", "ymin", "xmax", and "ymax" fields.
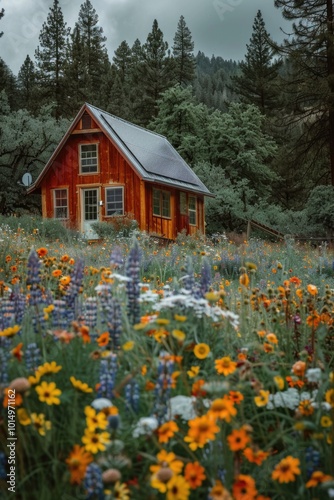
[{"xmin": 246, "ymin": 220, "xmax": 285, "ymax": 240}]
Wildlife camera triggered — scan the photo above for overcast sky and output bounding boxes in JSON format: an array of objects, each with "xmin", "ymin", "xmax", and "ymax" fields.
[{"xmin": 0, "ymin": 0, "xmax": 290, "ymax": 75}]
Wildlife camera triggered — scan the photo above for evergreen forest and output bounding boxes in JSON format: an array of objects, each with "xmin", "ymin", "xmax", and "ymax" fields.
[{"xmin": 0, "ymin": 0, "xmax": 334, "ymax": 237}]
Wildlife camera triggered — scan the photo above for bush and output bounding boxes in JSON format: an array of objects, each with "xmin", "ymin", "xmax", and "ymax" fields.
[{"xmin": 92, "ymin": 214, "xmax": 138, "ymax": 239}]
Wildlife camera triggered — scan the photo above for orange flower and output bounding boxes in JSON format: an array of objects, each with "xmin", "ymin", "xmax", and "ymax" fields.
[
  {"xmin": 306, "ymin": 312, "xmax": 320, "ymax": 328},
  {"xmin": 243, "ymin": 446, "xmax": 269, "ymax": 465},
  {"xmin": 157, "ymin": 421, "xmax": 179, "ymax": 443},
  {"xmin": 266, "ymin": 333, "xmax": 278, "ymax": 344},
  {"xmin": 145, "ymin": 381, "xmax": 155, "ymax": 391},
  {"xmin": 306, "ymin": 471, "xmax": 333, "ymax": 488},
  {"xmin": 227, "ymin": 427, "xmax": 250, "ymax": 451},
  {"xmin": 5, "ymin": 255, "xmax": 11, "ymax": 263},
  {"xmin": 150, "ymin": 449, "xmax": 183, "ymax": 476},
  {"xmin": 232, "ymin": 474, "xmax": 257, "ymax": 500},
  {"xmin": 286, "ymin": 376, "xmax": 304, "ymax": 388},
  {"xmin": 239, "ymin": 273, "xmax": 250, "ymax": 287},
  {"xmin": 184, "ymin": 461, "xmax": 206, "ymax": 489},
  {"xmin": 36, "ymin": 247, "xmax": 48, "ymax": 257},
  {"xmin": 60, "ymin": 276, "xmax": 71, "ymax": 286},
  {"xmin": 263, "ymin": 342, "xmax": 274, "ymax": 353},
  {"xmin": 208, "ymin": 397, "xmax": 237, "ymax": 422},
  {"xmin": 80, "ymin": 325, "xmax": 91, "ymax": 344},
  {"xmin": 60, "ymin": 254, "xmax": 69, "ymax": 262},
  {"xmin": 297, "ymin": 399, "xmax": 314, "ymax": 416},
  {"xmin": 191, "ymin": 379, "xmax": 207, "ymax": 397},
  {"xmin": 65, "ymin": 444, "xmax": 93, "ymax": 484},
  {"xmin": 184, "ymin": 414, "xmax": 220, "ymax": 450},
  {"xmin": 3, "ymin": 389, "xmax": 23, "ymax": 408},
  {"xmin": 97, "ymin": 332, "xmax": 109, "ymax": 347},
  {"xmin": 11, "ymin": 343, "xmax": 24, "ymax": 362},
  {"xmin": 215, "ymin": 356, "xmax": 237, "ymax": 376},
  {"xmin": 289, "ymin": 276, "xmax": 302, "ymax": 286},
  {"xmin": 291, "ymin": 361, "xmax": 306, "ymax": 378},
  {"xmin": 228, "ymin": 391, "xmax": 244, "ymax": 404},
  {"xmin": 296, "ymin": 288, "xmax": 303, "ymax": 299},
  {"xmin": 271, "ymin": 456, "xmax": 301, "ymax": 483},
  {"xmin": 52, "ymin": 269, "xmax": 62, "ymax": 277},
  {"xmin": 307, "ymin": 284, "xmax": 318, "ymax": 295},
  {"xmin": 209, "ymin": 480, "xmax": 232, "ymax": 500}
]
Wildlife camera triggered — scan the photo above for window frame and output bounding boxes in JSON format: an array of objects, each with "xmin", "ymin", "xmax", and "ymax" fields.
[
  {"xmin": 152, "ymin": 188, "xmax": 171, "ymax": 219},
  {"xmin": 53, "ymin": 188, "xmax": 69, "ymax": 220},
  {"xmin": 180, "ymin": 192, "xmax": 187, "ymax": 215},
  {"xmin": 105, "ymin": 186, "xmax": 124, "ymax": 217},
  {"xmin": 188, "ymin": 195, "xmax": 197, "ymax": 226},
  {"xmin": 79, "ymin": 143, "xmax": 99, "ymax": 174}
]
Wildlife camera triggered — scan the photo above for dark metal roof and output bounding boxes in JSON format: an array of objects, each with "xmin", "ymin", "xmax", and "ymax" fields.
[{"xmin": 87, "ymin": 104, "xmax": 212, "ymax": 196}]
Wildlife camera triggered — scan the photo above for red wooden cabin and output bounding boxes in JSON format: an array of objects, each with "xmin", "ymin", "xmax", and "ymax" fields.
[{"xmin": 28, "ymin": 103, "xmax": 213, "ymax": 240}]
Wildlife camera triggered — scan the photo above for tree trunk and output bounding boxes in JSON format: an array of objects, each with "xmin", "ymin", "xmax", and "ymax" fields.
[{"xmin": 327, "ymin": 0, "xmax": 334, "ymax": 185}]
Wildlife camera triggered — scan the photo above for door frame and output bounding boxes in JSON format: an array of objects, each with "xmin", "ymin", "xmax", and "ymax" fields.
[{"xmin": 80, "ymin": 186, "xmax": 101, "ymax": 239}]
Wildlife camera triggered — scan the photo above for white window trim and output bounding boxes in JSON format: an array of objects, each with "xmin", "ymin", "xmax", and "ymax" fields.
[
  {"xmin": 79, "ymin": 142, "xmax": 99, "ymax": 174},
  {"xmin": 53, "ymin": 188, "xmax": 69, "ymax": 220},
  {"xmin": 105, "ymin": 186, "xmax": 125, "ymax": 217}
]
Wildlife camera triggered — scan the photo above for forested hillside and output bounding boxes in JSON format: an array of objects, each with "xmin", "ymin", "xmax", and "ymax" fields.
[{"xmin": 0, "ymin": 0, "xmax": 333, "ymax": 236}]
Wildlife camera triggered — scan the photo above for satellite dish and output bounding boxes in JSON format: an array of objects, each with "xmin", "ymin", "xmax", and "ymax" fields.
[{"xmin": 21, "ymin": 172, "xmax": 32, "ymax": 187}]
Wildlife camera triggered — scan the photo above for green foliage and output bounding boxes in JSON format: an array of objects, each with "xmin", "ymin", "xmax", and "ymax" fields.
[
  {"xmin": 91, "ymin": 216, "xmax": 139, "ymax": 239},
  {"xmin": 0, "ymin": 104, "xmax": 69, "ymax": 214},
  {"xmin": 172, "ymin": 15, "xmax": 195, "ymax": 86},
  {"xmin": 305, "ymin": 185, "xmax": 334, "ymax": 235},
  {"xmin": 0, "ymin": 215, "xmax": 81, "ymax": 242}
]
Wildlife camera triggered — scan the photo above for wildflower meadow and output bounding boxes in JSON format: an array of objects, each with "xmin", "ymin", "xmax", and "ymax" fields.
[{"xmin": 0, "ymin": 222, "xmax": 334, "ymax": 500}]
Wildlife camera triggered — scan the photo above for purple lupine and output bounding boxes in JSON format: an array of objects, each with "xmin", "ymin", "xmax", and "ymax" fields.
[
  {"xmin": 110, "ymin": 246, "xmax": 124, "ymax": 270},
  {"xmin": 125, "ymin": 240, "xmax": 141, "ymax": 325},
  {"xmin": 0, "ymin": 298, "xmax": 15, "ymax": 329},
  {"xmin": 153, "ymin": 354, "xmax": 174, "ymax": 423},
  {"xmin": 84, "ymin": 463, "xmax": 104, "ymax": 500},
  {"xmin": 183, "ymin": 256, "xmax": 196, "ymax": 293},
  {"xmin": 98, "ymin": 285, "xmax": 123, "ymax": 350},
  {"xmin": 25, "ymin": 342, "xmax": 41, "ymax": 372},
  {"xmin": 0, "ymin": 342, "xmax": 11, "ymax": 385},
  {"xmin": 83, "ymin": 297, "xmax": 98, "ymax": 329},
  {"xmin": 52, "ymin": 300, "xmax": 69, "ymax": 329},
  {"xmin": 199, "ymin": 257, "xmax": 212, "ymax": 298},
  {"xmin": 124, "ymin": 379, "xmax": 140, "ymax": 413},
  {"xmin": 26, "ymin": 250, "xmax": 42, "ymax": 305},
  {"xmin": 10, "ymin": 287, "xmax": 26, "ymax": 325},
  {"xmin": 97, "ymin": 355, "xmax": 118, "ymax": 400},
  {"xmin": 65, "ymin": 259, "xmax": 84, "ymax": 322}
]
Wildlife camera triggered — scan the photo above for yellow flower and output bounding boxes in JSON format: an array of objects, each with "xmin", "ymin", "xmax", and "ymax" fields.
[
  {"xmin": 166, "ymin": 475, "xmax": 190, "ymax": 500},
  {"xmin": 0, "ymin": 325, "xmax": 20, "ymax": 337},
  {"xmin": 272, "ymin": 456, "xmax": 301, "ymax": 483},
  {"xmin": 35, "ymin": 381, "xmax": 61, "ymax": 405},
  {"xmin": 172, "ymin": 329, "xmax": 186, "ymax": 341},
  {"xmin": 215, "ymin": 356, "xmax": 237, "ymax": 376},
  {"xmin": 17, "ymin": 408, "xmax": 31, "ymax": 426},
  {"xmin": 37, "ymin": 361, "xmax": 62, "ymax": 377},
  {"xmin": 122, "ymin": 341, "xmax": 134, "ymax": 351},
  {"xmin": 193, "ymin": 343, "xmax": 210, "ymax": 360},
  {"xmin": 31, "ymin": 413, "xmax": 52, "ymax": 436},
  {"xmin": 70, "ymin": 376, "xmax": 93, "ymax": 393},
  {"xmin": 325, "ymin": 389, "xmax": 334, "ymax": 407},
  {"xmin": 254, "ymin": 390, "xmax": 269, "ymax": 407},
  {"xmin": 187, "ymin": 366, "xmax": 200, "ymax": 378},
  {"xmin": 81, "ymin": 428, "xmax": 110, "ymax": 454},
  {"xmin": 274, "ymin": 376, "xmax": 285, "ymax": 390},
  {"xmin": 84, "ymin": 406, "xmax": 108, "ymax": 431},
  {"xmin": 156, "ymin": 318, "xmax": 170, "ymax": 325},
  {"xmin": 174, "ymin": 314, "xmax": 187, "ymax": 322},
  {"xmin": 320, "ymin": 416, "xmax": 333, "ymax": 428}
]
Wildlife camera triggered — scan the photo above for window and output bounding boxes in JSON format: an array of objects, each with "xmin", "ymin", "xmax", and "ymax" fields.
[
  {"xmin": 189, "ymin": 196, "xmax": 197, "ymax": 225},
  {"xmin": 106, "ymin": 187, "xmax": 124, "ymax": 216},
  {"xmin": 54, "ymin": 189, "xmax": 68, "ymax": 219},
  {"xmin": 153, "ymin": 189, "xmax": 171, "ymax": 218},
  {"xmin": 80, "ymin": 144, "xmax": 98, "ymax": 173},
  {"xmin": 180, "ymin": 192, "xmax": 187, "ymax": 215},
  {"xmin": 81, "ymin": 113, "xmax": 92, "ymax": 129}
]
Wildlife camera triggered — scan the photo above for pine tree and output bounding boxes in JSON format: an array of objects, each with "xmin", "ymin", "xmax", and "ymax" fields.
[
  {"xmin": 34, "ymin": 0, "xmax": 70, "ymax": 118},
  {"xmin": 231, "ymin": 10, "xmax": 281, "ymax": 113},
  {"xmin": 64, "ymin": 25, "xmax": 86, "ymax": 115},
  {"xmin": 113, "ymin": 40, "xmax": 132, "ymax": 83},
  {"xmin": 72, "ymin": 0, "xmax": 110, "ymax": 104},
  {"xmin": 172, "ymin": 15, "xmax": 195, "ymax": 86},
  {"xmin": 17, "ymin": 55, "xmax": 38, "ymax": 112},
  {"xmin": 0, "ymin": 58, "xmax": 18, "ymax": 109},
  {"xmin": 275, "ymin": 0, "xmax": 334, "ymax": 185},
  {"xmin": 135, "ymin": 20, "xmax": 174, "ymax": 124},
  {"xmin": 0, "ymin": 3, "xmax": 4, "ymax": 38}
]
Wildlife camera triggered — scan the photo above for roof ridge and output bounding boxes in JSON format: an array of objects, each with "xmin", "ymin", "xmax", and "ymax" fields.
[{"xmin": 85, "ymin": 102, "xmax": 168, "ymax": 140}]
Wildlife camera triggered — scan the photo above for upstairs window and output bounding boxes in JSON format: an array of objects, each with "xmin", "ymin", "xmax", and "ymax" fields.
[
  {"xmin": 81, "ymin": 113, "xmax": 92, "ymax": 129},
  {"xmin": 80, "ymin": 144, "xmax": 98, "ymax": 173},
  {"xmin": 153, "ymin": 189, "xmax": 171, "ymax": 218},
  {"xmin": 105, "ymin": 187, "xmax": 124, "ymax": 216},
  {"xmin": 53, "ymin": 189, "xmax": 68, "ymax": 219}
]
